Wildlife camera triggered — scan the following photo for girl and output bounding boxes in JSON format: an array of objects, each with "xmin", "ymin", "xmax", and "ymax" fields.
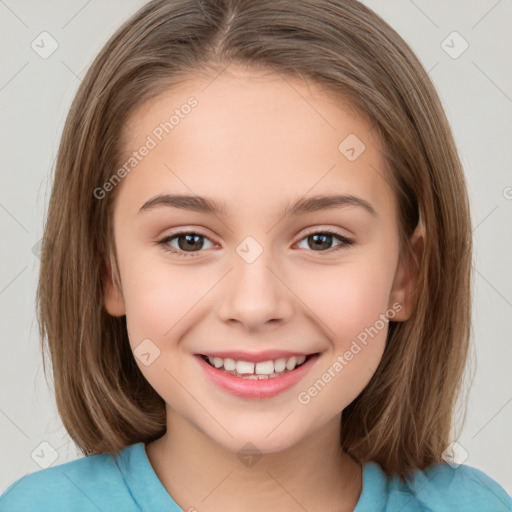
[{"xmin": 1, "ymin": 0, "xmax": 510, "ymax": 511}]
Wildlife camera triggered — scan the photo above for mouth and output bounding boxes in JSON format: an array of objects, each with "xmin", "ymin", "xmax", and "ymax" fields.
[
  {"xmin": 195, "ymin": 351, "xmax": 320, "ymax": 399},
  {"xmin": 198, "ymin": 353, "xmax": 317, "ymax": 379}
]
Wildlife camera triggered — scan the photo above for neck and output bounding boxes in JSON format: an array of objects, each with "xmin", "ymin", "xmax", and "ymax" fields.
[{"xmin": 146, "ymin": 409, "xmax": 362, "ymax": 512}]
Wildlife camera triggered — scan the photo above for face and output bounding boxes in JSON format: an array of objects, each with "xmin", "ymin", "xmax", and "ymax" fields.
[{"xmin": 105, "ymin": 68, "xmax": 416, "ymax": 454}]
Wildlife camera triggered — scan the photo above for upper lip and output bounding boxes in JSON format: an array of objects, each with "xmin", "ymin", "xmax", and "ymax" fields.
[{"xmin": 197, "ymin": 350, "xmax": 318, "ymax": 363}]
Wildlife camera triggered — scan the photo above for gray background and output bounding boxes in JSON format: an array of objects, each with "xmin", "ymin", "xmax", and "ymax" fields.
[{"xmin": 1, "ymin": 0, "xmax": 511, "ymax": 495}]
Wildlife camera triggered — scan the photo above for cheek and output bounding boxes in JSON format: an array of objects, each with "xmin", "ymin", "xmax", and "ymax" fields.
[
  {"xmin": 299, "ymin": 256, "xmax": 395, "ymax": 344},
  {"xmin": 291, "ymin": 257, "xmax": 396, "ymax": 407},
  {"xmin": 122, "ymin": 264, "xmax": 204, "ymax": 346},
  {"xmin": 118, "ymin": 239, "xmax": 220, "ymax": 354}
]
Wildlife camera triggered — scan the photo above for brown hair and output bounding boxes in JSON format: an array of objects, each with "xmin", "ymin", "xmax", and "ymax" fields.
[{"xmin": 37, "ymin": 0, "xmax": 473, "ymax": 480}]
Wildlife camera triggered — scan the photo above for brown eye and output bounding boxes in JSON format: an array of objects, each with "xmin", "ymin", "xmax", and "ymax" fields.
[
  {"xmin": 296, "ymin": 230, "xmax": 353, "ymax": 253},
  {"xmin": 158, "ymin": 231, "xmax": 216, "ymax": 257}
]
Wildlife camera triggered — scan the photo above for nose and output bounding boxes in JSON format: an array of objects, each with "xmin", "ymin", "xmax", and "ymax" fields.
[{"xmin": 216, "ymin": 250, "xmax": 294, "ymax": 332}]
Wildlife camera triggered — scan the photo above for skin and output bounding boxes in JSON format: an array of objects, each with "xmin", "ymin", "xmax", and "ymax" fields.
[{"xmin": 104, "ymin": 67, "xmax": 423, "ymax": 512}]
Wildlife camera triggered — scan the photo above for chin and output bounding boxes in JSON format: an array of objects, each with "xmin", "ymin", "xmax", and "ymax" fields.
[{"xmin": 201, "ymin": 419, "xmax": 311, "ymax": 456}]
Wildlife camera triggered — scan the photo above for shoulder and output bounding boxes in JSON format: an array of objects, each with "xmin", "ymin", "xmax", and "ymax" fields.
[
  {"xmin": 391, "ymin": 461, "xmax": 512, "ymax": 512},
  {"xmin": 0, "ymin": 449, "xmax": 138, "ymax": 512}
]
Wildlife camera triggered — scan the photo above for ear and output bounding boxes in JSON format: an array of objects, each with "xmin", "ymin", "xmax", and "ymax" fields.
[
  {"xmin": 388, "ymin": 222, "xmax": 425, "ymax": 321},
  {"xmin": 103, "ymin": 256, "xmax": 126, "ymax": 317}
]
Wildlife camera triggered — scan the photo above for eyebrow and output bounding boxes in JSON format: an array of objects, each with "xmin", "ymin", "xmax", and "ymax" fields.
[{"xmin": 137, "ymin": 193, "xmax": 378, "ymax": 218}]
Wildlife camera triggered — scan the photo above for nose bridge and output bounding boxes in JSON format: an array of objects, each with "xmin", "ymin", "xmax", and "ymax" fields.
[{"xmin": 216, "ymin": 234, "xmax": 293, "ymax": 329}]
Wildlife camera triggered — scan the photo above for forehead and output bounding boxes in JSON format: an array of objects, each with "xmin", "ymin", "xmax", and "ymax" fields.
[{"xmin": 116, "ymin": 69, "xmax": 396, "ymax": 221}]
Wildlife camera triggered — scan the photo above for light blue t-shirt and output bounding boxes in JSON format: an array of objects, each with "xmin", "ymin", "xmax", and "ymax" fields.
[{"xmin": 1, "ymin": 442, "xmax": 511, "ymax": 511}]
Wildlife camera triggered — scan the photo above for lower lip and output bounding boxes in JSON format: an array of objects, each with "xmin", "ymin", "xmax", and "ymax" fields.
[{"xmin": 195, "ymin": 354, "xmax": 319, "ymax": 400}]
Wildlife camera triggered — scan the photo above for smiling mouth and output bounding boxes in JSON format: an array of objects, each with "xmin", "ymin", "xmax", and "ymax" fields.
[{"xmin": 199, "ymin": 353, "xmax": 317, "ymax": 379}]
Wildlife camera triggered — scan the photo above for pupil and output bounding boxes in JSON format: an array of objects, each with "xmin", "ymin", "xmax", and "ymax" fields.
[
  {"xmin": 179, "ymin": 234, "xmax": 203, "ymax": 251},
  {"xmin": 309, "ymin": 233, "xmax": 331, "ymax": 250}
]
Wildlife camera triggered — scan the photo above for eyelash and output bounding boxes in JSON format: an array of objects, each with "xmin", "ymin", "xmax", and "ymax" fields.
[{"xmin": 157, "ymin": 229, "xmax": 354, "ymax": 258}]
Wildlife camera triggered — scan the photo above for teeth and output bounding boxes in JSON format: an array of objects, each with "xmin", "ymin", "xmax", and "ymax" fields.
[
  {"xmin": 236, "ymin": 360, "xmax": 255, "ymax": 374},
  {"xmin": 274, "ymin": 358, "xmax": 287, "ymax": 372},
  {"xmin": 255, "ymin": 360, "xmax": 274, "ymax": 375},
  {"xmin": 286, "ymin": 356, "xmax": 297, "ymax": 370},
  {"xmin": 224, "ymin": 358, "xmax": 236, "ymax": 371},
  {"xmin": 205, "ymin": 354, "xmax": 309, "ymax": 376}
]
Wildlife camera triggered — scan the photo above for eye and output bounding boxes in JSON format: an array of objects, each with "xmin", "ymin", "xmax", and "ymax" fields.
[
  {"xmin": 157, "ymin": 230, "xmax": 217, "ymax": 257},
  {"xmin": 157, "ymin": 228, "xmax": 354, "ymax": 258},
  {"xmin": 296, "ymin": 229, "xmax": 353, "ymax": 254}
]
